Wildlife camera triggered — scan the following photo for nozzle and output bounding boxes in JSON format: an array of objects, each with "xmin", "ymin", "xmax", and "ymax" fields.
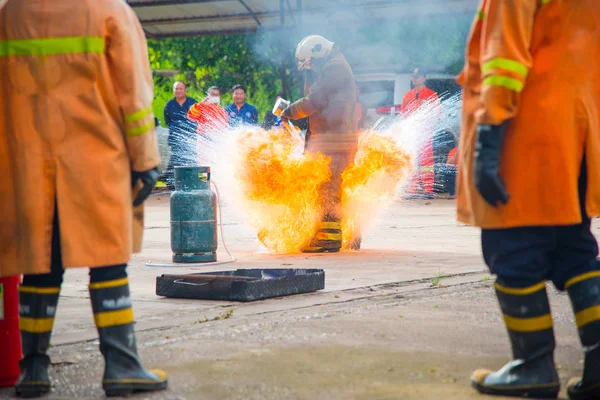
[{"xmin": 272, "ymin": 98, "xmax": 290, "ymax": 117}]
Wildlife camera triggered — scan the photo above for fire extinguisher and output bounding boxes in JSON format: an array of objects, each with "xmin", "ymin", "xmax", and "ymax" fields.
[{"xmin": 0, "ymin": 275, "xmax": 22, "ymax": 387}]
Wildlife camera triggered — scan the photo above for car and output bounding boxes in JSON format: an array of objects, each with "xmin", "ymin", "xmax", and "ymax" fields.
[{"xmin": 354, "ymin": 68, "xmax": 461, "ymax": 131}]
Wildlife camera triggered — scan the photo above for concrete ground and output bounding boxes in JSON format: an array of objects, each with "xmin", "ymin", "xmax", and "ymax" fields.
[{"xmin": 1, "ymin": 196, "xmax": 597, "ymax": 400}]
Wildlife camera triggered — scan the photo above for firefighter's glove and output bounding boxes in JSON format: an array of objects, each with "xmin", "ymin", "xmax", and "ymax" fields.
[
  {"xmin": 474, "ymin": 122, "xmax": 510, "ymax": 207},
  {"xmin": 131, "ymin": 167, "xmax": 160, "ymax": 207},
  {"xmin": 280, "ymin": 106, "xmax": 293, "ymax": 122}
]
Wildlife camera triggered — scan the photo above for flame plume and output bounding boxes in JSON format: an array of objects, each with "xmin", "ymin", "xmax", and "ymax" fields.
[{"xmin": 232, "ymin": 128, "xmax": 413, "ymax": 253}]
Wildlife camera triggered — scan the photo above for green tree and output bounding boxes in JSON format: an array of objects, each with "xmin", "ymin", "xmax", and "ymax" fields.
[
  {"xmin": 147, "ymin": 14, "xmax": 472, "ymax": 125},
  {"xmin": 148, "ymin": 33, "xmax": 300, "ymax": 126}
]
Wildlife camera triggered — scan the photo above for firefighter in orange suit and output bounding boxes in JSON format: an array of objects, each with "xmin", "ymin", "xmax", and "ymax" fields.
[
  {"xmin": 456, "ymin": 0, "xmax": 600, "ymax": 399},
  {"xmin": 401, "ymin": 68, "xmax": 440, "ymax": 199},
  {"xmin": 0, "ymin": 0, "xmax": 167, "ymax": 397},
  {"xmin": 281, "ymin": 35, "xmax": 357, "ymax": 253}
]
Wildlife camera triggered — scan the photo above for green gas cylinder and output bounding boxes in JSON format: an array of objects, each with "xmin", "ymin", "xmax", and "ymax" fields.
[{"xmin": 170, "ymin": 166, "xmax": 217, "ymax": 262}]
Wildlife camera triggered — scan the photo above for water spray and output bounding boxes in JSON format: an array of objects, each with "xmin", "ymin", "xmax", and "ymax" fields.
[{"xmin": 149, "ymin": 92, "xmax": 462, "ymax": 256}]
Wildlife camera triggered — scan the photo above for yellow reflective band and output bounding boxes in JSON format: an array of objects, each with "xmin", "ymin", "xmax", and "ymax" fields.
[
  {"xmin": 94, "ymin": 308, "xmax": 134, "ymax": 328},
  {"xmin": 303, "ymin": 246, "xmax": 324, "ymax": 251},
  {"xmin": 319, "ymin": 221, "xmax": 341, "ymax": 230},
  {"xmin": 575, "ymin": 305, "xmax": 600, "ymax": 328},
  {"xmin": 315, "ymin": 232, "xmax": 342, "ymax": 241},
  {"xmin": 19, "ymin": 286, "xmax": 60, "ymax": 295},
  {"xmin": 0, "ymin": 36, "xmax": 105, "ymax": 57},
  {"xmin": 483, "ymin": 76, "xmax": 524, "ymax": 92},
  {"xmin": 125, "ymin": 119, "xmax": 154, "ymax": 137},
  {"xmin": 20, "ymin": 317, "xmax": 55, "ymax": 333},
  {"xmin": 89, "ymin": 278, "xmax": 128, "ymax": 290},
  {"xmin": 482, "ymin": 58, "xmax": 529, "ymax": 78},
  {"xmin": 565, "ymin": 271, "xmax": 600, "ymax": 289},
  {"xmin": 124, "ymin": 106, "xmax": 153, "ymax": 124},
  {"xmin": 477, "ymin": 10, "xmax": 484, "ymax": 20},
  {"xmin": 420, "ymin": 167, "xmax": 435, "ymax": 172},
  {"xmin": 503, "ymin": 314, "xmax": 553, "ymax": 332},
  {"xmin": 495, "ymin": 281, "xmax": 546, "ymax": 295}
]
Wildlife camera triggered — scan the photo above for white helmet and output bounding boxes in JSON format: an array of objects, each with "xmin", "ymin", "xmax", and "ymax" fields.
[{"xmin": 295, "ymin": 35, "xmax": 334, "ymax": 71}]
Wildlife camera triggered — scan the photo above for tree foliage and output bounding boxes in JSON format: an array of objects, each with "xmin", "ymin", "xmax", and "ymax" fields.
[{"xmin": 148, "ymin": 33, "xmax": 301, "ymax": 125}]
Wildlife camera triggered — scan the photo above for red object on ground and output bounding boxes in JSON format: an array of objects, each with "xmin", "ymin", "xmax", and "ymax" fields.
[{"xmin": 0, "ymin": 275, "xmax": 21, "ymax": 387}]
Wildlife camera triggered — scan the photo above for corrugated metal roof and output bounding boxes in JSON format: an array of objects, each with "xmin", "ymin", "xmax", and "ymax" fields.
[{"xmin": 129, "ymin": 0, "xmax": 479, "ymax": 39}]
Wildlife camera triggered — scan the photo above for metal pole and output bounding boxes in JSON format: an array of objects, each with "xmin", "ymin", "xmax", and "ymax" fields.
[
  {"xmin": 280, "ymin": 0, "xmax": 289, "ymax": 98},
  {"xmin": 297, "ymin": 0, "xmax": 303, "ymax": 31}
]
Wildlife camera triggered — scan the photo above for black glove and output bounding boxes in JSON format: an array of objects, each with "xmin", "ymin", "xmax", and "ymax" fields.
[
  {"xmin": 280, "ymin": 106, "xmax": 292, "ymax": 122},
  {"xmin": 131, "ymin": 167, "xmax": 160, "ymax": 207},
  {"xmin": 474, "ymin": 122, "xmax": 510, "ymax": 207}
]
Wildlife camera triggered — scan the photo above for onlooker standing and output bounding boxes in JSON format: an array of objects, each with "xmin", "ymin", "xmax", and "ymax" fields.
[
  {"xmin": 163, "ymin": 81, "xmax": 197, "ymax": 189},
  {"xmin": 187, "ymin": 86, "xmax": 228, "ymax": 138},
  {"xmin": 261, "ymin": 93, "xmax": 284, "ymax": 130},
  {"xmin": 401, "ymin": 68, "xmax": 441, "ymax": 199},
  {"xmin": 225, "ymin": 84, "xmax": 258, "ymax": 127}
]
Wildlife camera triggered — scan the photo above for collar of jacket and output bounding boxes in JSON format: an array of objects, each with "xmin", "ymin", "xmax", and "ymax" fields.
[{"xmin": 326, "ymin": 46, "xmax": 341, "ymax": 62}]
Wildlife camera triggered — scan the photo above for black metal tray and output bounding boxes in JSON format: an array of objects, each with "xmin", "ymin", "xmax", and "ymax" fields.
[{"xmin": 155, "ymin": 268, "xmax": 325, "ymax": 302}]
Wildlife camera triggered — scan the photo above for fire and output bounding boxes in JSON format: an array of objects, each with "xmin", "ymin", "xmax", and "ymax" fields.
[
  {"xmin": 340, "ymin": 131, "xmax": 413, "ymax": 249},
  {"xmin": 233, "ymin": 128, "xmax": 331, "ymax": 253},
  {"xmin": 233, "ymin": 128, "xmax": 413, "ymax": 253}
]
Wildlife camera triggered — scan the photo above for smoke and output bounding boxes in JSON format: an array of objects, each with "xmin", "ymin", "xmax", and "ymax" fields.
[{"xmin": 249, "ymin": 4, "xmax": 474, "ymax": 75}]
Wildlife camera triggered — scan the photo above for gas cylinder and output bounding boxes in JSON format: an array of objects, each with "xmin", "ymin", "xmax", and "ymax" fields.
[
  {"xmin": 170, "ymin": 166, "xmax": 218, "ymax": 263},
  {"xmin": 0, "ymin": 275, "xmax": 22, "ymax": 387}
]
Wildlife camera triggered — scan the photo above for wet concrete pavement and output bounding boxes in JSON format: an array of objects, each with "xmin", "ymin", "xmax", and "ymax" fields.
[{"xmin": 1, "ymin": 196, "xmax": 597, "ymax": 399}]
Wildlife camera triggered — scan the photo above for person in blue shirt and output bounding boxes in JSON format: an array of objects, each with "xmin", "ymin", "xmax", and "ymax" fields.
[
  {"xmin": 162, "ymin": 81, "xmax": 197, "ymax": 189},
  {"xmin": 225, "ymin": 84, "xmax": 258, "ymax": 127}
]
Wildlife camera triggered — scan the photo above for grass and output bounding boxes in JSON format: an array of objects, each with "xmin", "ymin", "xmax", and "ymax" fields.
[
  {"xmin": 193, "ymin": 308, "xmax": 235, "ymax": 324},
  {"xmin": 430, "ymin": 271, "xmax": 446, "ymax": 287}
]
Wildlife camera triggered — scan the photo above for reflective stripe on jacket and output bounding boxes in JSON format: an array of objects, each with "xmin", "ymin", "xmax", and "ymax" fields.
[
  {"xmin": 456, "ymin": 0, "xmax": 600, "ymax": 228},
  {"xmin": 0, "ymin": 0, "xmax": 160, "ymax": 276}
]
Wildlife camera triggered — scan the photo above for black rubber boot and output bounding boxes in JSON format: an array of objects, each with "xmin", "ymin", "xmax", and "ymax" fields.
[
  {"xmin": 565, "ymin": 271, "xmax": 600, "ymax": 400},
  {"xmin": 301, "ymin": 219, "xmax": 342, "ymax": 253},
  {"xmin": 89, "ymin": 278, "xmax": 168, "ymax": 397},
  {"xmin": 15, "ymin": 286, "xmax": 61, "ymax": 398},
  {"xmin": 471, "ymin": 280, "xmax": 560, "ymax": 399}
]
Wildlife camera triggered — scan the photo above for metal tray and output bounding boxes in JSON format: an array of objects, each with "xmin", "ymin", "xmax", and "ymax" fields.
[{"xmin": 155, "ymin": 268, "xmax": 325, "ymax": 302}]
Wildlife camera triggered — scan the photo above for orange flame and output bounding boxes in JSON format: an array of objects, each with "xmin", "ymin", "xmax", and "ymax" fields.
[
  {"xmin": 234, "ymin": 128, "xmax": 331, "ymax": 253},
  {"xmin": 340, "ymin": 131, "xmax": 413, "ymax": 249},
  {"xmin": 233, "ymin": 128, "xmax": 413, "ymax": 253}
]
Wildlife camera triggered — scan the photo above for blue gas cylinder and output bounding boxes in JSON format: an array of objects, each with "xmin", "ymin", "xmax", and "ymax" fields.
[{"xmin": 170, "ymin": 166, "xmax": 218, "ymax": 263}]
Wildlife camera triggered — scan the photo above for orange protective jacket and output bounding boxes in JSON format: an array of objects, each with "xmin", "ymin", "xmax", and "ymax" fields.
[
  {"xmin": 456, "ymin": 0, "xmax": 600, "ymax": 228},
  {"xmin": 399, "ymin": 87, "xmax": 439, "ymax": 116},
  {"xmin": 0, "ymin": 0, "xmax": 160, "ymax": 276},
  {"xmin": 187, "ymin": 101, "xmax": 228, "ymax": 136}
]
